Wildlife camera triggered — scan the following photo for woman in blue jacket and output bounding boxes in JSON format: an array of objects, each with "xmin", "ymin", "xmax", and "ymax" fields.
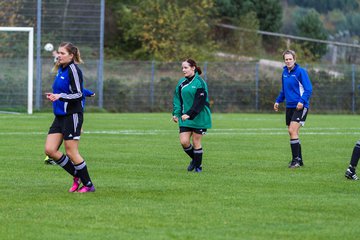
[
  {"xmin": 45, "ymin": 42, "xmax": 95, "ymax": 193},
  {"xmin": 44, "ymin": 88, "xmax": 94, "ymax": 165},
  {"xmin": 274, "ymin": 50, "xmax": 313, "ymax": 168}
]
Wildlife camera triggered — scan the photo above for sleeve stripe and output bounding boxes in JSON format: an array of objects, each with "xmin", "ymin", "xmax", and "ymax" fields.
[
  {"xmin": 69, "ymin": 64, "xmax": 82, "ymax": 93},
  {"xmin": 60, "ymin": 64, "xmax": 83, "ymax": 100}
]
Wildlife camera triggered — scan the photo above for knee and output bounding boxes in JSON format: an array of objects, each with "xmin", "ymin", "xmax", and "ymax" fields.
[
  {"xmin": 180, "ymin": 142, "xmax": 190, "ymax": 148},
  {"xmin": 288, "ymin": 128, "xmax": 294, "ymax": 135},
  {"xmin": 44, "ymin": 146, "xmax": 56, "ymax": 158},
  {"xmin": 288, "ymin": 128, "xmax": 298, "ymax": 138},
  {"xmin": 65, "ymin": 149, "xmax": 77, "ymax": 160},
  {"xmin": 180, "ymin": 139, "xmax": 190, "ymax": 148},
  {"xmin": 193, "ymin": 138, "xmax": 202, "ymax": 149}
]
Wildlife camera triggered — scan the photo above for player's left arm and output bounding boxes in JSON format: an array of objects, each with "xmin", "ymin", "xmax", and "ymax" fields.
[
  {"xmin": 299, "ymin": 69, "xmax": 313, "ymax": 106},
  {"xmin": 83, "ymin": 88, "xmax": 95, "ymax": 97},
  {"xmin": 185, "ymin": 87, "xmax": 207, "ymax": 120},
  {"xmin": 59, "ymin": 65, "xmax": 83, "ymax": 102}
]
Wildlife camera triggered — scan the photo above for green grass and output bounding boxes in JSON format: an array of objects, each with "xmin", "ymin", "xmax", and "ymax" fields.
[{"xmin": 1, "ymin": 112, "xmax": 360, "ymax": 239}]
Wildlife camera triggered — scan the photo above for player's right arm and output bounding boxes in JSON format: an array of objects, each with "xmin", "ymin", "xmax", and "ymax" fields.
[
  {"xmin": 274, "ymin": 76, "xmax": 285, "ymax": 111},
  {"xmin": 274, "ymin": 102, "xmax": 279, "ymax": 111},
  {"xmin": 172, "ymin": 83, "xmax": 182, "ymax": 121}
]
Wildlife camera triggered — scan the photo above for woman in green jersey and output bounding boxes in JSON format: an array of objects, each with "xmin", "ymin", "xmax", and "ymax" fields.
[{"xmin": 172, "ymin": 59, "xmax": 212, "ymax": 172}]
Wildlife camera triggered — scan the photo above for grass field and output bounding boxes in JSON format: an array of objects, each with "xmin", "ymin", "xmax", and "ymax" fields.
[{"xmin": 1, "ymin": 112, "xmax": 360, "ymax": 239}]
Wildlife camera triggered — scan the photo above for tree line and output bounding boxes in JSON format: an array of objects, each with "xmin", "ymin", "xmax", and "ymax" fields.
[{"xmin": 105, "ymin": 0, "xmax": 360, "ymax": 63}]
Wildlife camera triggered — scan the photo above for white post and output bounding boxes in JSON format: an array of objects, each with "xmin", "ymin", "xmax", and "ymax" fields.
[
  {"xmin": 0, "ymin": 27, "xmax": 34, "ymax": 114},
  {"xmin": 28, "ymin": 28, "xmax": 34, "ymax": 114}
]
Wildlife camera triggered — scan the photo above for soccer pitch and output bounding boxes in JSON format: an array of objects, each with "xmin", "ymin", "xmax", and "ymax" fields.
[{"xmin": 1, "ymin": 112, "xmax": 360, "ymax": 239}]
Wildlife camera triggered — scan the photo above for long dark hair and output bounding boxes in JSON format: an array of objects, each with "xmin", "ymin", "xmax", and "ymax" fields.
[{"xmin": 184, "ymin": 58, "xmax": 202, "ymax": 75}]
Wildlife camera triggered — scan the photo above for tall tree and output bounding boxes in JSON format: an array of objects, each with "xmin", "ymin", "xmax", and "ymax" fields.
[
  {"xmin": 296, "ymin": 9, "xmax": 328, "ymax": 60},
  {"xmin": 214, "ymin": 0, "xmax": 282, "ymax": 53},
  {"xmin": 105, "ymin": 0, "xmax": 142, "ymax": 59},
  {"xmin": 215, "ymin": 0, "xmax": 282, "ymax": 33},
  {"xmin": 287, "ymin": 0, "xmax": 359, "ymax": 13},
  {"xmin": 121, "ymin": 0, "xmax": 217, "ymax": 61},
  {"xmin": 234, "ymin": 12, "xmax": 262, "ymax": 56}
]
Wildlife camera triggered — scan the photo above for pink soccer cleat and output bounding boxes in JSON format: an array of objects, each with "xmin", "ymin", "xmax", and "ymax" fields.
[
  {"xmin": 68, "ymin": 177, "xmax": 81, "ymax": 192},
  {"xmin": 77, "ymin": 185, "xmax": 95, "ymax": 193}
]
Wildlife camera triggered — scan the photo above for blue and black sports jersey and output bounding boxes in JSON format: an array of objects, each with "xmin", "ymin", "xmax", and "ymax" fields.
[
  {"xmin": 82, "ymin": 88, "xmax": 94, "ymax": 110},
  {"xmin": 275, "ymin": 63, "xmax": 313, "ymax": 108},
  {"xmin": 52, "ymin": 61, "xmax": 83, "ymax": 116}
]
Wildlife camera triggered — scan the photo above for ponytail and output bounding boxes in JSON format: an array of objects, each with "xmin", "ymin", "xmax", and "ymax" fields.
[
  {"xmin": 52, "ymin": 42, "xmax": 83, "ymax": 73},
  {"xmin": 185, "ymin": 58, "xmax": 202, "ymax": 75}
]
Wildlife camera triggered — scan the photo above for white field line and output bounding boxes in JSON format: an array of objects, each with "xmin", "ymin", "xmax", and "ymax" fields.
[{"xmin": 1, "ymin": 128, "xmax": 360, "ymax": 136}]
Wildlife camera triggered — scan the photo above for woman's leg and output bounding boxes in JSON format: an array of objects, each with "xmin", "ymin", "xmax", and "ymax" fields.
[
  {"xmin": 45, "ymin": 133, "xmax": 81, "ymax": 191},
  {"xmin": 179, "ymin": 132, "xmax": 198, "ymax": 171},
  {"xmin": 180, "ymin": 132, "xmax": 193, "ymax": 160},
  {"xmin": 45, "ymin": 133, "xmax": 76, "ymax": 175},
  {"xmin": 288, "ymin": 121, "xmax": 302, "ymax": 167},
  {"xmin": 192, "ymin": 133, "xmax": 204, "ymax": 171},
  {"xmin": 44, "ymin": 133, "xmax": 63, "ymax": 160},
  {"xmin": 65, "ymin": 140, "xmax": 94, "ymax": 191}
]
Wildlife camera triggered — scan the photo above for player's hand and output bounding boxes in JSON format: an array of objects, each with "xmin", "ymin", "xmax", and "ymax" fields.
[
  {"xmin": 274, "ymin": 102, "xmax": 279, "ymax": 112},
  {"xmin": 45, "ymin": 93, "xmax": 61, "ymax": 102},
  {"xmin": 172, "ymin": 116, "xmax": 178, "ymax": 123},
  {"xmin": 296, "ymin": 102, "xmax": 304, "ymax": 110},
  {"xmin": 181, "ymin": 114, "xmax": 190, "ymax": 121}
]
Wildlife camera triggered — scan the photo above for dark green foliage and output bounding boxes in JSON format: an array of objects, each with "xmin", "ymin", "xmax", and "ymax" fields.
[
  {"xmin": 346, "ymin": 12, "xmax": 360, "ymax": 36},
  {"xmin": 287, "ymin": 0, "xmax": 359, "ymax": 13},
  {"xmin": 295, "ymin": 9, "xmax": 328, "ymax": 61},
  {"xmin": 215, "ymin": 0, "xmax": 282, "ymax": 32},
  {"xmin": 215, "ymin": 0, "xmax": 283, "ymax": 52},
  {"xmin": 108, "ymin": 0, "xmax": 217, "ymax": 61}
]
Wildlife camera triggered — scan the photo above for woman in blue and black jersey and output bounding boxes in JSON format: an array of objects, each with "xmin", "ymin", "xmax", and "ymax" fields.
[
  {"xmin": 44, "ymin": 42, "xmax": 95, "ymax": 193},
  {"xmin": 274, "ymin": 50, "xmax": 313, "ymax": 168},
  {"xmin": 172, "ymin": 59, "xmax": 212, "ymax": 172}
]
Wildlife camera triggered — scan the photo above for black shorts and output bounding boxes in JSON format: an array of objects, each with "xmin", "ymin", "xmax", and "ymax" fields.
[
  {"xmin": 286, "ymin": 108, "xmax": 308, "ymax": 126},
  {"xmin": 179, "ymin": 127, "xmax": 207, "ymax": 135},
  {"xmin": 48, "ymin": 113, "xmax": 83, "ymax": 140}
]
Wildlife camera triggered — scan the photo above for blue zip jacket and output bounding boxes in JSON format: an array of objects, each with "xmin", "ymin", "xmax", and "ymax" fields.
[
  {"xmin": 52, "ymin": 61, "xmax": 83, "ymax": 116},
  {"xmin": 82, "ymin": 88, "xmax": 94, "ymax": 110},
  {"xmin": 275, "ymin": 63, "xmax": 312, "ymax": 108}
]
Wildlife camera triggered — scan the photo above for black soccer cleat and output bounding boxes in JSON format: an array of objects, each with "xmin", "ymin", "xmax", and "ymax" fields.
[
  {"xmin": 187, "ymin": 160, "xmax": 196, "ymax": 171},
  {"xmin": 298, "ymin": 159, "xmax": 304, "ymax": 166},
  {"xmin": 345, "ymin": 168, "xmax": 359, "ymax": 180},
  {"xmin": 288, "ymin": 158, "xmax": 301, "ymax": 168}
]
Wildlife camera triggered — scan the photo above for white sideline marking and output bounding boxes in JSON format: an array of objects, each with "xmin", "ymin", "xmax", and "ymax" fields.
[{"xmin": 1, "ymin": 128, "xmax": 360, "ymax": 136}]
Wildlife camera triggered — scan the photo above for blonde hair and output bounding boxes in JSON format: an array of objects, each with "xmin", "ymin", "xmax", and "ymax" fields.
[
  {"xmin": 282, "ymin": 49, "xmax": 296, "ymax": 60},
  {"xmin": 52, "ymin": 42, "xmax": 83, "ymax": 72}
]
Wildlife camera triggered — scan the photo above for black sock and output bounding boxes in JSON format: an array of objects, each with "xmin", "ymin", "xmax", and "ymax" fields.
[
  {"xmin": 183, "ymin": 144, "xmax": 194, "ymax": 159},
  {"xmin": 56, "ymin": 154, "xmax": 76, "ymax": 176},
  {"xmin": 74, "ymin": 161, "xmax": 93, "ymax": 187},
  {"xmin": 350, "ymin": 142, "xmax": 360, "ymax": 168},
  {"xmin": 290, "ymin": 139, "xmax": 300, "ymax": 160},
  {"xmin": 299, "ymin": 143, "xmax": 302, "ymax": 160},
  {"xmin": 193, "ymin": 148, "xmax": 203, "ymax": 168}
]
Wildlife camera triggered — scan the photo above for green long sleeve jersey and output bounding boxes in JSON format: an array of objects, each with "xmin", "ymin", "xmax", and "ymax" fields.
[{"xmin": 172, "ymin": 73, "xmax": 212, "ymax": 129}]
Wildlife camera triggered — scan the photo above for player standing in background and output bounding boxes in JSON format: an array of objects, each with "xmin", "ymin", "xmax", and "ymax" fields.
[
  {"xmin": 172, "ymin": 58, "xmax": 212, "ymax": 172},
  {"xmin": 44, "ymin": 42, "xmax": 95, "ymax": 192},
  {"xmin": 274, "ymin": 50, "xmax": 313, "ymax": 168},
  {"xmin": 344, "ymin": 143, "xmax": 360, "ymax": 180}
]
